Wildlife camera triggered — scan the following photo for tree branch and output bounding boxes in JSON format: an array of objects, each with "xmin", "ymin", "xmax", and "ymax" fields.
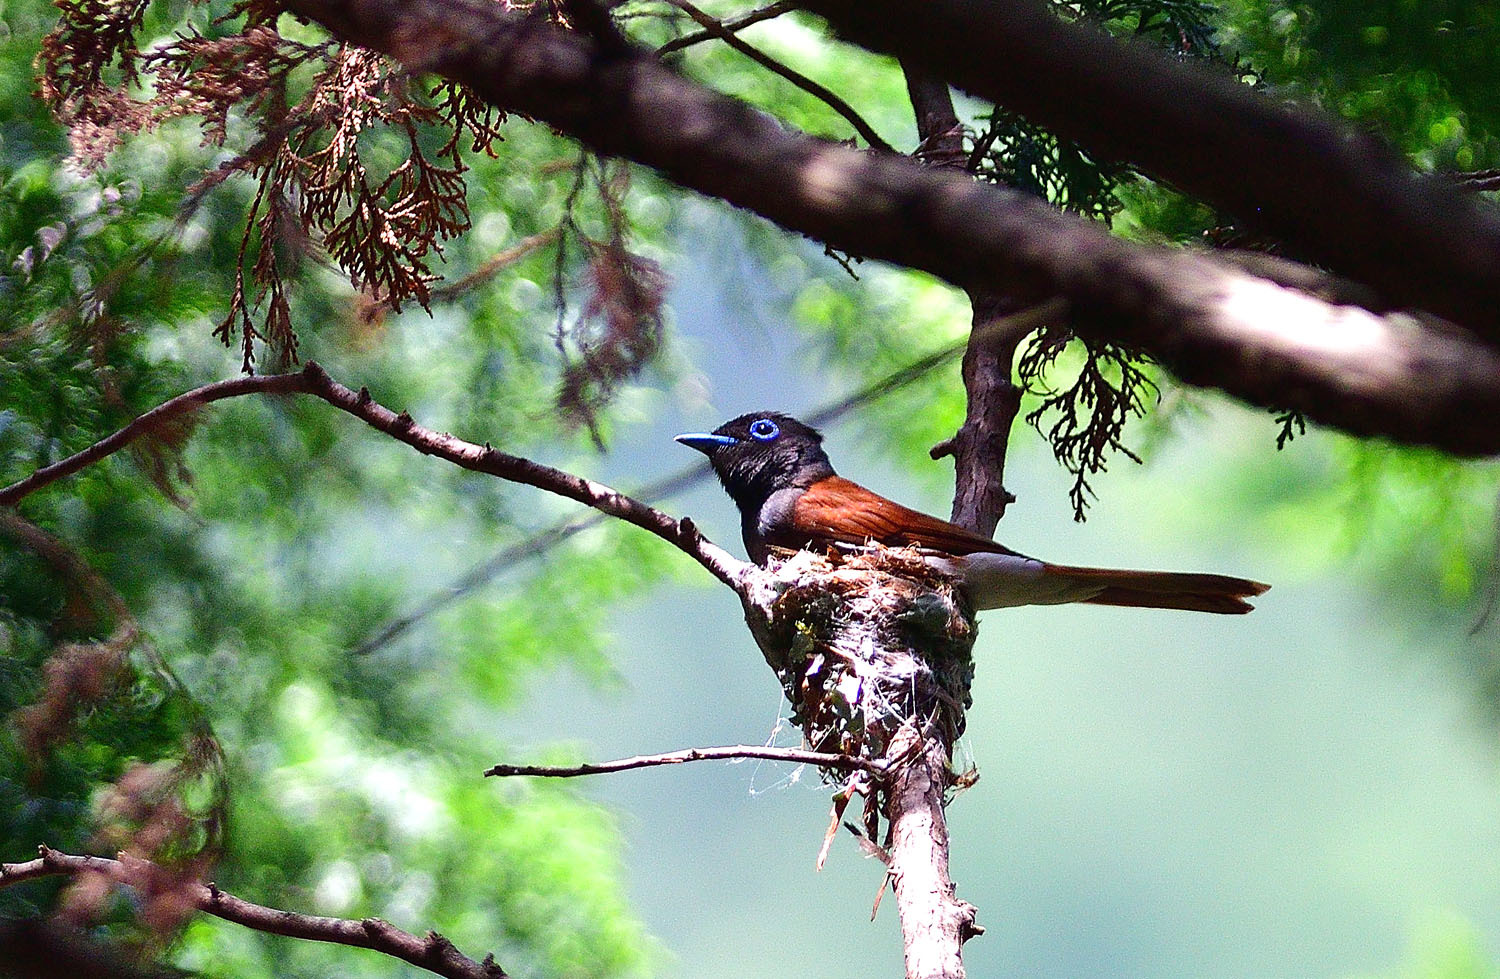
[
  {"xmin": 803, "ymin": 0, "xmax": 1500, "ymax": 343},
  {"xmin": 0, "ymin": 374, "xmax": 309, "ymax": 508},
  {"xmin": 0, "ymin": 362, "xmax": 752, "ymax": 589},
  {"xmin": 485, "ymin": 744, "xmax": 887, "ymax": 778},
  {"xmin": 845, "ymin": 65, "xmax": 1014, "ymax": 978},
  {"xmin": 658, "ymin": 0, "xmax": 893, "ymax": 152},
  {"xmin": 901, "ymin": 63, "xmax": 1029, "ymax": 537},
  {"xmin": 884, "ymin": 729, "xmax": 980, "ymax": 979},
  {"xmin": 941, "ymin": 296, "xmax": 1033, "ymax": 535},
  {"xmin": 426, "ymin": 228, "xmax": 561, "ymax": 303},
  {"xmin": 0, "ymin": 846, "xmax": 508, "ymax": 979},
  {"xmin": 351, "ymin": 336, "xmax": 967, "ymax": 656},
  {"xmin": 278, "ymin": 0, "xmax": 1500, "ymax": 456},
  {"xmin": 656, "ymin": 0, "xmax": 801, "ymax": 57}
]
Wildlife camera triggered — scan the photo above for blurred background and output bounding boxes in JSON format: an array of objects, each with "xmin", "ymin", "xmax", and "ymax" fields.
[{"xmin": 4, "ymin": 0, "xmax": 1500, "ymax": 976}]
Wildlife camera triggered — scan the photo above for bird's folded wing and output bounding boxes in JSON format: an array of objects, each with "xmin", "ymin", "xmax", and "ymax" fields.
[{"xmin": 788, "ymin": 477, "xmax": 1030, "ymax": 556}]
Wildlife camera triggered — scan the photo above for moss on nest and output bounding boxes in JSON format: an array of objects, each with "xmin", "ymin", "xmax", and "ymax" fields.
[{"xmin": 742, "ymin": 547, "xmax": 978, "ymax": 767}]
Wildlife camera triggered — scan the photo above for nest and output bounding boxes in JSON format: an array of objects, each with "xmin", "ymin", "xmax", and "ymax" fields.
[{"xmin": 741, "ymin": 546, "xmax": 978, "ymax": 769}]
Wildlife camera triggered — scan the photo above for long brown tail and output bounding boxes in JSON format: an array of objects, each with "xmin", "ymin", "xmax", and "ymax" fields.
[{"xmin": 1050, "ymin": 565, "xmax": 1270, "ymax": 615}]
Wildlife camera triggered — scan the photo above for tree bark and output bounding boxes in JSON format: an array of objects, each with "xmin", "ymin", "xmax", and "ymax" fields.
[
  {"xmin": 946, "ymin": 295, "xmax": 1027, "ymax": 536},
  {"xmin": 901, "ymin": 64, "xmax": 1027, "ymax": 536},
  {"xmin": 886, "ymin": 730, "xmax": 980, "ymax": 979},
  {"xmin": 0, "ymin": 848, "xmax": 508, "ymax": 979},
  {"xmin": 807, "ymin": 0, "xmax": 1500, "ymax": 341}
]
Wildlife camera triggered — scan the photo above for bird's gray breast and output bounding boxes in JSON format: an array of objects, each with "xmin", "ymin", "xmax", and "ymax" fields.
[{"xmin": 742, "ymin": 486, "xmax": 806, "ymax": 563}]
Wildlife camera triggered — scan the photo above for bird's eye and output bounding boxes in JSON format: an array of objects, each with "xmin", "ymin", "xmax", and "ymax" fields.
[{"xmin": 748, "ymin": 418, "xmax": 780, "ymax": 441}]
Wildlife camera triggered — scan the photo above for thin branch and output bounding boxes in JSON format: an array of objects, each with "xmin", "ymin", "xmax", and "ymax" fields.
[
  {"xmin": 658, "ymin": 0, "xmax": 894, "ymax": 153},
  {"xmin": 0, "ymin": 374, "xmax": 307, "ymax": 508},
  {"xmin": 485, "ymin": 744, "xmax": 887, "ymax": 778},
  {"xmin": 351, "ymin": 336, "xmax": 968, "ymax": 656},
  {"xmin": 0, "ymin": 362, "xmax": 752, "ymax": 590},
  {"xmin": 426, "ymin": 228, "xmax": 561, "ymax": 303},
  {"xmin": 656, "ymin": 0, "xmax": 800, "ymax": 56},
  {"xmin": 0, "ymin": 846, "xmax": 507, "ymax": 979}
]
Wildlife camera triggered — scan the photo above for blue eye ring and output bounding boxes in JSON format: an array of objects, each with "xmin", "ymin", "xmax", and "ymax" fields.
[{"xmin": 748, "ymin": 418, "xmax": 780, "ymax": 441}]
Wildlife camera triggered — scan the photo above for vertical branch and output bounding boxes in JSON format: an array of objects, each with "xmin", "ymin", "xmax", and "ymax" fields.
[
  {"xmin": 890, "ymin": 62, "xmax": 979, "ymax": 979},
  {"xmin": 887, "ymin": 729, "xmax": 981, "ymax": 979},
  {"xmin": 902, "ymin": 63, "xmax": 1031, "ymax": 539},
  {"xmin": 861, "ymin": 62, "xmax": 1042, "ymax": 979},
  {"xmin": 945, "ymin": 295, "xmax": 1028, "ymax": 536}
]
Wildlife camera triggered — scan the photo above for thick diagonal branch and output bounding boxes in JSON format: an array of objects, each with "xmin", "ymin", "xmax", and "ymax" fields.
[
  {"xmin": 804, "ymin": 0, "xmax": 1500, "ymax": 341},
  {"xmin": 280, "ymin": 0, "xmax": 1500, "ymax": 456},
  {"xmin": 0, "ymin": 362, "xmax": 751, "ymax": 589},
  {"xmin": 0, "ymin": 847, "xmax": 507, "ymax": 979}
]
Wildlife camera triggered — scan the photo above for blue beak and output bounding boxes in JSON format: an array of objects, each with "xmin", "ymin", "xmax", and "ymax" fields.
[{"xmin": 675, "ymin": 433, "xmax": 739, "ymax": 455}]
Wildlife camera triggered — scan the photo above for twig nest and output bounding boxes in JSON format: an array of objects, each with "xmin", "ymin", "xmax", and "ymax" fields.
[{"xmin": 738, "ymin": 546, "xmax": 977, "ymax": 767}]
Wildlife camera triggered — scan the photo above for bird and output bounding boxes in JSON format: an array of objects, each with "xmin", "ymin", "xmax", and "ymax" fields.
[{"xmin": 676, "ymin": 412, "xmax": 1268, "ymax": 614}]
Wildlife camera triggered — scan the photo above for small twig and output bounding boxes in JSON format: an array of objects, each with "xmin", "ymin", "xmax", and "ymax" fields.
[
  {"xmin": 0, "ymin": 362, "xmax": 752, "ymax": 591},
  {"xmin": 426, "ymin": 228, "xmax": 561, "ymax": 303},
  {"xmin": 1450, "ymin": 168, "xmax": 1500, "ymax": 193},
  {"xmin": 484, "ymin": 744, "xmax": 886, "ymax": 778},
  {"xmin": 871, "ymin": 870, "xmax": 892, "ymax": 920},
  {"xmin": 817, "ymin": 774, "xmax": 865, "ymax": 870},
  {"xmin": 659, "ymin": 0, "xmax": 894, "ymax": 153},
  {"xmin": 0, "ymin": 846, "xmax": 507, "ymax": 979},
  {"xmin": 656, "ymin": 0, "xmax": 801, "ymax": 56}
]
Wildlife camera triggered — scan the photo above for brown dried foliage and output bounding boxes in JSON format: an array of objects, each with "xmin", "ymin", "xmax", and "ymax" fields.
[
  {"xmin": 36, "ymin": 0, "xmax": 153, "ymax": 166},
  {"xmin": 38, "ymin": 0, "xmax": 509, "ymax": 371},
  {"xmin": 1018, "ymin": 324, "xmax": 1157, "ymax": 519},
  {"xmin": 13, "ymin": 634, "xmax": 135, "ymax": 761},
  {"xmin": 558, "ymin": 241, "xmax": 667, "ymax": 431},
  {"xmin": 3, "ymin": 513, "xmax": 226, "ymax": 938},
  {"xmin": 555, "ymin": 159, "xmax": 667, "ymax": 437},
  {"xmin": 58, "ymin": 755, "xmax": 218, "ymax": 938}
]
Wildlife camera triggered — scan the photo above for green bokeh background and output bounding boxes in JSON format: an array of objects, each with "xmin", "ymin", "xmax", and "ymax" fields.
[{"xmin": 4, "ymin": 0, "xmax": 1500, "ymax": 976}]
